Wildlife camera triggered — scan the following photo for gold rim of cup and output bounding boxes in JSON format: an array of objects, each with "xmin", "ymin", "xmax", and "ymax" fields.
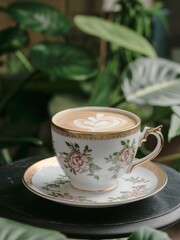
[{"xmin": 51, "ymin": 107, "xmax": 141, "ymax": 140}]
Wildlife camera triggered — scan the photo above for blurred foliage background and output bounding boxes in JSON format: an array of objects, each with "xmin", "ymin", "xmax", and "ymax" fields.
[{"xmin": 0, "ymin": 0, "xmax": 179, "ymax": 171}]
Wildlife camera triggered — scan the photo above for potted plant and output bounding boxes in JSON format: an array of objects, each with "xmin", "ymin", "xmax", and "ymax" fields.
[
  {"xmin": 0, "ymin": 1, "xmax": 98, "ymax": 165},
  {"xmin": 73, "ymin": 0, "xmax": 180, "ymax": 170},
  {"xmin": 0, "ymin": 0, "xmax": 179, "ymax": 171},
  {"xmin": 0, "ymin": 217, "xmax": 171, "ymax": 240}
]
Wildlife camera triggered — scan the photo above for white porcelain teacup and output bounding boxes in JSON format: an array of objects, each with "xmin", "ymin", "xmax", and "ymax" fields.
[{"xmin": 51, "ymin": 106, "xmax": 164, "ymax": 192}]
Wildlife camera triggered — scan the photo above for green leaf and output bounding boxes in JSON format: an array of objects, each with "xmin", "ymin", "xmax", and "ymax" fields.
[
  {"xmin": 3, "ymin": 73, "xmax": 86, "ymax": 95},
  {"xmin": 65, "ymin": 142, "xmax": 71, "ymax": 147},
  {"xmin": 48, "ymin": 94, "xmax": 87, "ymax": 116},
  {"xmin": 30, "ymin": 42, "xmax": 98, "ymax": 80},
  {"xmin": 172, "ymin": 105, "xmax": 180, "ymax": 117},
  {"xmin": 84, "ymin": 145, "xmax": 89, "ymax": 152},
  {"xmin": 128, "ymin": 226, "xmax": 170, "ymax": 240},
  {"xmin": 122, "ymin": 57, "xmax": 180, "ymax": 106},
  {"xmin": 170, "ymin": 158, "xmax": 180, "ymax": 172},
  {"xmin": 168, "ymin": 105, "xmax": 180, "ymax": 141},
  {"xmin": 74, "ymin": 15, "xmax": 156, "ymax": 57},
  {"xmin": 121, "ymin": 141, "xmax": 126, "ymax": 145},
  {"xmin": 0, "ymin": 217, "xmax": 67, "ymax": 240},
  {"xmin": 113, "ymin": 152, "xmax": 119, "ymax": 156},
  {"xmin": 0, "ymin": 72, "xmax": 38, "ymax": 113},
  {"xmin": 147, "ymin": 2, "xmax": 169, "ymax": 30},
  {"xmin": 7, "ymin": 2, "xmax": 72, "ymax": 36},
  {"xmin": 90, "ymin": 163, "xmax": 101, "ymax": 171},
  {"xmin": 0, "ymin": 137, "xmax": 43, "ymax": 149},
  {"xmin": 89, "ymin": 57, "xmax": 118, "ymax": 106},
  {"xmin": 108, "ymin": 166, "xmax": 115, "ymax": 171},
  {"xmin": 150, "ymin": 106, "xmax": 171, "ymax": 122},
  {"xmin": 0, "ymin": 26, "xmax": 28, "ymax": 55},
  {"xmin": 74, "ymin": 143, "xmax": 79, "ymax": 149}
]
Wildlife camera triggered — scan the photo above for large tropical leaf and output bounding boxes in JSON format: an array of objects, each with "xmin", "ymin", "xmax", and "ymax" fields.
[
  {"xmin": 168, "ymin": 105, "xmax": 180, "ymax": 141},
  {"xmin": 129, "ymin": 226, "xmax": 170, "ymax": 240},
  {"xmin": 74, "ymin": 15, "xmax": 156, "ymax": 57},
  {"xmin": 122, "ymin": 57, "xmax": 180, "ymax": 106},
  {"xmin": 30, "ymin": 42, "xmax": 98, "ymax": 80},
  {"xmin": 0, "ymin": 26, "xmax": 28, "ymax": 55},
  {"xmin": 0, "ymin": 137, "xmax": 43, "ymax": 149},
  {"xmin": 7, "ymin": 2, "xmax": 72, "ymax": 36},
  {"xmin": 89, "ymin": 57, "xmax": 118, "ymax": 106},
  {"xmin": 48, "ymin": 94, "xmax": 86, "ymax": 116},
  {"xmin": 0, "ymin": 217, "xmax": 67, "ymax": 240}
]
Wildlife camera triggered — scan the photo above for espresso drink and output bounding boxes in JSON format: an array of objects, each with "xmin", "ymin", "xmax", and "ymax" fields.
[
  {"xmin": 52, "ymin": 106, "xmax": 163, "ymax": 192},
  {"xmin": 52, "ymin": 107, "xmax": 138, "ymax": 133}
]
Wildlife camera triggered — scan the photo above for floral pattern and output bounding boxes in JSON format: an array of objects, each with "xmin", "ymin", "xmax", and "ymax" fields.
[
  {"xmin": 105, "ymin": 139, "xmax": 136, "ymax": 179},
  {"xmin": 108, "ymin": 177, "xmax": 150, "ymax": 201},
  {"xmin": 24, "ymin": 157, "xmax": 166, "ymax": 207},
  {"xmin": 42, "ymin": 177, "xmax": 97, "ymax": 203},
  {"xmin": 41, "ymin": 174, "xmax": 151, "ymax": 204},
  {"xmin": 123, "ymin": 176, "xmax": 150, "ymax": 184},
  {"xmin": 58, "ymin": 142, "xmax": 101, "ymax": 180}
]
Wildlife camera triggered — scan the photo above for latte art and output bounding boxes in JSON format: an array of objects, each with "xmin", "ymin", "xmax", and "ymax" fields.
[
  {"xmin": 74, "ymin": 113, "xmax": 127, "ymax": 132},
  {"xmin": 52, "ymin": 107, "xmax": 138, "ymax": 133}
]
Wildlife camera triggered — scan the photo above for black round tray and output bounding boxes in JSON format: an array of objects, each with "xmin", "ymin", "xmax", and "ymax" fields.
[{"xmin": 0, "ymin": 156, "xmax": 179, "ymax": 239}]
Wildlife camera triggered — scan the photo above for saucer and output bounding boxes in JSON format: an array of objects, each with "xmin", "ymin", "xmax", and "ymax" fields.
[{"xmin": 23, "ymin": 157, "xmax": 168, "ymax": 208}]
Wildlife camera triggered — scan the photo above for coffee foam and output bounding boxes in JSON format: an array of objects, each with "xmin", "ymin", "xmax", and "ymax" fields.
[{"xmin": 53, "ymin": 108, "xmax": 138, "ymax": 133}]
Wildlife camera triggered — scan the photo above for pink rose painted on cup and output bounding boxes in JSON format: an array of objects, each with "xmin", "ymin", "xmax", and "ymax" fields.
[
  {"xmin": 118, "ymin": 147, "xmax": 134, "ymax": 167},
  {"xmin": 69, "ymin": 153, "xmax": 88, "ymax": 173},
  {"xmin": 58, "ymin": 142, "xmax": 101, "ymax": 178},
  {"xmin": 105, "ymin": 139, "xmax": 136, "ymax": 179}
]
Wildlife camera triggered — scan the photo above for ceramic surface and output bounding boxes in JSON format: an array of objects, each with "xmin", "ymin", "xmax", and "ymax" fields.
[
  {"xmin": 51, "ymin": 107, "xmax": 164, "ymax": 192},
  {"xmin": 23, "ymin": 157, "xmax": 168, "ymax": 208}
]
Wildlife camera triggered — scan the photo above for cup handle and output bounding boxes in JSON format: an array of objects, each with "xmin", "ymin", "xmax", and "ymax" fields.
[{"xmin": 127, "ymin": 125, "xmax": 164, "ymax": 173}]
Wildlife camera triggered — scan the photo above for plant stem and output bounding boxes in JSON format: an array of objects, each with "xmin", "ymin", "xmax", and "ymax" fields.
[
  {"xmin": 155, "ymin": 153, "xmax": 180, "ymax": 163},
  {"xmin": 0, "ymin": 149, "xmax": 12, "ymax": 166},
  {"xmin": 0, "ymin": 70, "xmax": 39, "ymax": 113},
  {"xmin": 15, "ymin": 51, "xmax": 34, "ymax": 73}
]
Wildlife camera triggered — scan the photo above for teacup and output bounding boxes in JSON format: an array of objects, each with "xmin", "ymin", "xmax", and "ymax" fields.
[{"xmin": 51, "ymin": 106, "xmax": 163, "ymax": 192}]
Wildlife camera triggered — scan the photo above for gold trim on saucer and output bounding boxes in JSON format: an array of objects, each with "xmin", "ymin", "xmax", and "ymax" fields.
[
  {"xmin": 70, "ymin": 182, "xmax": 118, "ymax": 193},
  {"xmin": 142, "ymin": 161, "xmax": 168, "ymax": 194},
  {"xmin": 22, "ymin": 156, "xmax": 168, "ymax": 208}
]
